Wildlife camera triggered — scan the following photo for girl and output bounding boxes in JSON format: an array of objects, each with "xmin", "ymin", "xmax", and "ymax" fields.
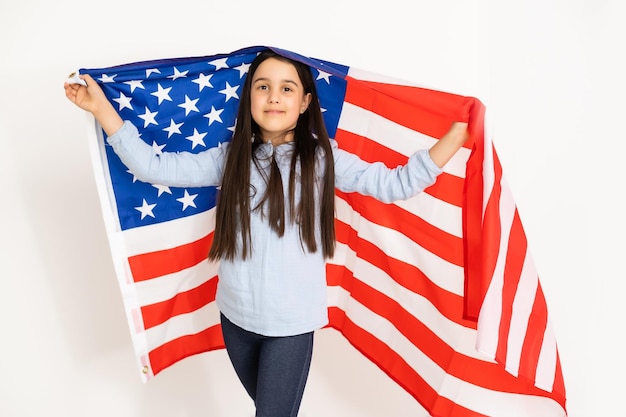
[{"xmin": 64, "ymin": 49, "xmax": 468, "ymax": 417}]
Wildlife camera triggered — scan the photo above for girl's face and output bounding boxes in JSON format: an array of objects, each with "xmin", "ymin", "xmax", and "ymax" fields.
[{"xmin": 250, "ymin": 57, "xmax": 311, "ymax": 144}]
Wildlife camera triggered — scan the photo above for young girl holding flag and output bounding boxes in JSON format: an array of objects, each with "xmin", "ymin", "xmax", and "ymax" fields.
[{"xmin": 65, "ymin": 49, "xmax": 468, "ymax": 417}]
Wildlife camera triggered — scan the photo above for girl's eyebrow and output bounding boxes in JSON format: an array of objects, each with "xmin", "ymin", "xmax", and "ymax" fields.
[{"xmin": 252, "ymin": 77, "xmax": 299, "ymax": 86}]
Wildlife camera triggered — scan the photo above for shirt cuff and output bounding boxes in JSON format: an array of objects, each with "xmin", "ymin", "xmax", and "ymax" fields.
[{"xmin": 106, "ymin": 120, "xmax": 137, "ymax": 146}]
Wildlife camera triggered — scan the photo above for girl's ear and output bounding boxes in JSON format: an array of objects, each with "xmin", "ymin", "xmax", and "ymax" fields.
[{"xmin": 301, "ymin": 93, "xmax": 312, "ymax": 114}]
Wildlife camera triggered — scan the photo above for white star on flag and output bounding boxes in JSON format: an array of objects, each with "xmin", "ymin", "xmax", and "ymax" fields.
[
  {"xmin": 186, "ymin": 128, "xmax": 207, "ymax": 149},
  {"xmin": 138, "ymin": 107, "xmax": 158, "ymax": 127},
  {"xmin": 208, "ymin": 58, "xmax": 229, "ymax": 70},
  {"xmin": 126, "ymin": 169, "xmax": 138, "ymax": 183},
  {"xmin": 162, "ymin": 119, "xmax": 183, "ymax": 138},
  {"xmin": 125, "ymin": 80, "xmax": 145, "ymax": 92},
  {"xmin": 203, "ymin": 106, "xmax": 223, "ymax": 126},
  {"xmin": 316, "ymin": 69, "xmax": 332, "ymax": 84},
  {"xmin": 134, "ymin": 199, "xmax": 156, "ymax": 219},
  {"xmin": 178, "ymin": 95, "xmax": 200, "ymax": 116},
  {"xmin": 146, "ymin": 68, "xmax": 160, "ymax": 78},
  {"xmin": 192, "ymin": 73, "xmax": 214, "ymax": 91},
  {"xmin": 168, "ymin": 67, "xmax": 189, "ymax": 80},
  {"xmin": 176, "ymin": 190, "xmax": 198, "ymax": 211},
  {"xmin": 152, "ymin": 184, "xmax": 172, "ymax": 197},
  {"xmin": 219, "ymin": 82, "xmax": 239, "ymax": 102},
  {"xmin": 151, "ymin": 141, "xmax": 166, "ymax": 155},
  {"xmin": 99, "ymin": 74, "xmax": 116, "ymax": 83},
  {"xmin": 113, "ymin": 92, "xmax": 133, "ymax": 111},
  {"xmin": 151, "ymin": 84, "xmax": 173, "ymax": 104},
  {"xmin": 234, "ymin": 62, "xmax": 250, "ymax": 78}
]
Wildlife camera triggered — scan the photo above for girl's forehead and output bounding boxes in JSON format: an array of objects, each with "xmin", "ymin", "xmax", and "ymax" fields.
[{"xmin": 253, "ymin": 58, "xmax": 300, "ymax": 82}]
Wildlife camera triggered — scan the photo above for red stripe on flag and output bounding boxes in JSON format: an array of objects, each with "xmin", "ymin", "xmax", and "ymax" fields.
[
  {"xmin": 496, "ymin": 210, "xmax": 527, "ymax": 362},
  {"xmin": 344, "ymin": 77, "xmax": 474, "ymax": 140},
  {"xmin": 518, "ymin": 284, "xmax": 548, "ymax": 384},
  {"xmin": 141, "ymin": 276, "xmax": 218, "ymax": 330},
  {"xmin": 128, "ymin": 233, "xmax": 214, "ymax": 282},
  {"xmin": 464, "ymin": 138, "xmax": 503, "ymax": 321},
  {"xmin": 462, "ymin": 100, "xmax": 487, "ymax": 321},
  {"xmin": 149, "ymin": 324, "xmax": 224, "ymax": 377},
  {"xmin": 480, "ymin": 143, "xmax": 504, "ymax": 296}
]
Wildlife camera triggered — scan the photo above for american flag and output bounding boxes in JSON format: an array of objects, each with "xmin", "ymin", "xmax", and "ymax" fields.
[{"xmin": 78, "ymin": 46, "xmax": 567, "ymax": 416}]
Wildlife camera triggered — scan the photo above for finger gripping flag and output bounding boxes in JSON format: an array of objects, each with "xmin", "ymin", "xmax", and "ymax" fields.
[{"xmin": 78, "ymin": 45, "xmax": 567, "ymax": 417}]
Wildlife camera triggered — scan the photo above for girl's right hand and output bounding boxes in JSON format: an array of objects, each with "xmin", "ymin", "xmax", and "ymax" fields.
[
  {"xmin": 64, "ymin": 73, "xmax": 124, "ymax": 136},
  {"xmin": 64, "ymin": 73, "xmax": 107, "ymax": 114}
]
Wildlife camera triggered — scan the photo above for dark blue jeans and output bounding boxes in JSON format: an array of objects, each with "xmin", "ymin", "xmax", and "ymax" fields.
[{"xmin": 220, "ymin": 313, "xmax": 314, "ymax": 417}]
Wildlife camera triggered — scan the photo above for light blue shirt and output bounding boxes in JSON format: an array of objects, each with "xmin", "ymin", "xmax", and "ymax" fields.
[{"xmin": 107, "ymin": 121, "xmax": 442, "ymax": 336}]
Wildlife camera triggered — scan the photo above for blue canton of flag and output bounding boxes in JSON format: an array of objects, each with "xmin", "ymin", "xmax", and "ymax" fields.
[{"xmin": 81, "ymin": 46, "xmax": 348, "ymax": 231}]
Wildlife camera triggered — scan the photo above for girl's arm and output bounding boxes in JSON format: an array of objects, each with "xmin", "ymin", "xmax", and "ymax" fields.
[
  {"xmin": 428, "ymin": 122, "xmax": 469, "ymax": 168},
  {"xmin": 64, "ymin": 73, "xmax": 225, "ymax": 188},
  {"xmin": 64, "ymin": 73, "xmax": 124, "ymax": 136},
  {"xmin": 106, "ymin": 121, "xmax": 227, "ymax": 188},
  {"xmin": 332, "ymin": 121, "xmax": 469, "ymax": 203}
]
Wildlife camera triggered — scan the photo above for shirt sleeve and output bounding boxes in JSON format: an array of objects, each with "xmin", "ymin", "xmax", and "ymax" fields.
[
  {"xmin": 106, "ymin": 120, "xmax": 227, "ymax": 188},
  {"xmin": 331, "ymin": 139, "xmax": 443, "ymax": 203}
]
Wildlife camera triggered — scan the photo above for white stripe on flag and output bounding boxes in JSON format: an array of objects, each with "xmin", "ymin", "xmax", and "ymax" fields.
[
  {"xmin": 347, "ymin": 67, "xmax": 435, "ymax": 90},
  {"xmin": 122, "ymin": 209, "xmax": 216, "ymax": 256},
  {"xmin": 536, "ymin": 319, "xmax": 558, "ymax": 391},
  {"xmin": 339, "ymin": 102, "xmax": 436, "ymax": 152},
  {"xmin": 482, "ymin": 136, "xmax": 496, "ymax": 216},
  {"xmin": 144, "ymin": 302, "xmax": 220, "ymax": 352},
  {"xmin": 134, "ymin": 261, "xmax": 218, "ymax": 307},
  {"xmin": 394, "ymin": 192, "xmax": 463, "ymax": 238},
  {"xmin": 476, "ymin": 175, "xmax": 516, "ymax": 356}
]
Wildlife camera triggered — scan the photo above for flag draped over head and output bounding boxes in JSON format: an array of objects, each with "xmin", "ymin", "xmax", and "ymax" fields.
[{"xmin": 78, "ymin": 45, "xmax": 567, "ymax": 416}]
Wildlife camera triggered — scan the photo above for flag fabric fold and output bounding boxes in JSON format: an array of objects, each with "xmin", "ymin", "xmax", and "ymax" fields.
[{"xmin": 78, "ymin": 45, "xmax": 567, "ymax": 416}]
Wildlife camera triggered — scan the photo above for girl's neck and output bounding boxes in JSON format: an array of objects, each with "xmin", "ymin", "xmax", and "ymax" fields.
[{"xmin": 261, "ymin": 130, "xmax": 294, "ymax": 146}]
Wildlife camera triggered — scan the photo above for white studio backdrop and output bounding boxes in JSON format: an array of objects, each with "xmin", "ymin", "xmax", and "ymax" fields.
[{"xmin": 1, "ymin": 1, "xmax": 624, "ymax": 416}]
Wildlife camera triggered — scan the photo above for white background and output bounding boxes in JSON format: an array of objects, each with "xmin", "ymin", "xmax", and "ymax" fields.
[{"xmin": 1, "ymin": 1, "xmax": 624, "ymax": 416}]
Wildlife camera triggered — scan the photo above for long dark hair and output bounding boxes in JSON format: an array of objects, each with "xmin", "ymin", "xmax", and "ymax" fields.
[{"xmin": 208, "ymin": 50, "xmax": 336, "ymax": 261}]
